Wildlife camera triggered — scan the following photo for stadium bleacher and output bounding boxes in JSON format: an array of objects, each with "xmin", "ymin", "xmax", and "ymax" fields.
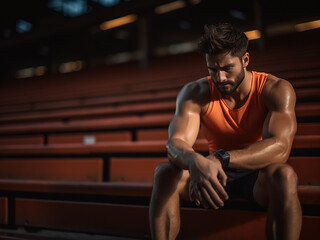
[{"xmin": 0, "ymin": 29, "xmax": 319, "ymax": 240}]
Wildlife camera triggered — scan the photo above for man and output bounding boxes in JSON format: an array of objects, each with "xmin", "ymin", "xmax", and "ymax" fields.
[{"xmin": 149, "ymin": 23, "xmax": 302, "ymax": 240}]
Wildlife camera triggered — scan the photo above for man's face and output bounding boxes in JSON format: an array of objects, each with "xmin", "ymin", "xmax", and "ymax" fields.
[{"xmin": 206, "ymin": 52, "xmax": 245, "ymax": 95}]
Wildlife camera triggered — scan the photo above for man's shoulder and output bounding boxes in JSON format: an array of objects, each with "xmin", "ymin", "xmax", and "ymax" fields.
[
  {"xmin": 264, "ymin": 74, "xmax": 294, "ymax": 94},
  {"xmin": 182, "ymin": 77, "xmax": 209, "ymax": 94},
  {"xmin": 262, "ymin": 74, "xmax": 296, "ymax": 109},
  {"xmin": 176, "ymin": 77, "xmax": 210, "ymax": 106}
]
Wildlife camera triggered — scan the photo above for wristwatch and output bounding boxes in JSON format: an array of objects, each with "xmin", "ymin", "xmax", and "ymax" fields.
[{"xmin": 213, "ymin": 149, "xmax": 230, "ymax": 168}]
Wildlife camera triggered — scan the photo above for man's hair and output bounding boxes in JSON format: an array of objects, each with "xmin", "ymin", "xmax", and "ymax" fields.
[{"xmin": 198, "ymin": 23, "xmax": 248, "ymax": 59}]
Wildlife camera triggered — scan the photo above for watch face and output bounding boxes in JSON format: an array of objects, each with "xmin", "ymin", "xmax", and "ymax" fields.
[
  {"xmin": 215, "ymin": 149, "xmax": 230, "ymax": 168},
  {"xmin": 217, "ymin": 150, "xmax": 229, "ymax": 160}
]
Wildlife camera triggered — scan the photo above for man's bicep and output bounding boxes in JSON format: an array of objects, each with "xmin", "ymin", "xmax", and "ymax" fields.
[
  {"xmin": 262, "ymin": 80, "xmax": 297, "ymax": 151},
  {"xmin": 168, "ymin": 80, "xmax": 205, "ymax": 147},
  {"xmin": 168, "ymin": 105, "xmax": 201, "ymax": 147},
  {"xmin": 262, "ymin": 110, "xmax": 296, "ymax": 142}
]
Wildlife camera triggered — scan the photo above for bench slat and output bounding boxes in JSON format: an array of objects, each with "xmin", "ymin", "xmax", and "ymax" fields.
[
  {"xmin": 48, "ymin": 131, "xmax": 132, "ymax": 144},
  {"xmin": 109, "ymin": 157, "xmax": 167, "ymax": 182},
  {"xmin": 0, "ymin": 180, "xmax": 317, "ymax": 204},
  {"xmin": 0, "ymin": 135, "xmax": 44, "ymax": 145},
  {"xmin": 295, "ymin": 103, "xmax": 320, "ymax": 117},
  {"xmin": 179, "ymin": 208, "xmax": 320, "ymax": 240},
  {"xmin": 291, "ymin": 78, "xmax": 320, "ymax": 89},
  {"xmin": 296, "ymin": 123, "xmax": 320, "ymax": 135},
  {"xmin": 0, "ymin": 113, "xmax": 173, "ymax": 134},
  {"xmin": 0, "ymin": 180, "xmax": 152, "ymax": 197},
  {"xmin": 0, "ymin": 101, "xmax": 176, "ymax": 124},
  {"xmin": 136, "ymin": 123, "xmax": 320, "ymax": 141},
  {"xmin": 0, "ymin": 122, "xmax": 316, "ymax": 147},
  {"xmin": 15, "ymin": 198, "xmax": 150, "ymax": 238},
  {"xmin": 287, "ymin": 157, "xmax": 320, "ymax": 185},
  {"xmin": 13, "ymin": 197, "xmax": 320, "ymax": 240},
  {"xmin": 292, "ymin": 135, "xmax": 320, "ymax": 149},
  {"xmin": 108, "ymin": 156, "xmax": 320, "ymax": 185},
  {"xmin": 0, "ymin": 136, "xmax": 319, "ymax": 155},
  {"xmin": 0, "ymin": 158, "xmax": 103, "ymax": 182}
]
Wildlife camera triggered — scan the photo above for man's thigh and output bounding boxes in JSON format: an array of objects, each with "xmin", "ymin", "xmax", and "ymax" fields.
[
  {"xmin": 253, "ymin": 163, "xmax": 297, "ymax": 208},
  {"xmin": 179, "ymin": 169, "xmax": 191, "ymax": 201}
]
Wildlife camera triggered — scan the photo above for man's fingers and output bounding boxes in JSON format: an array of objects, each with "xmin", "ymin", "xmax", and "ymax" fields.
[
  {"xmin": 210, "ymin": 178, "xmax": 229, "ymax": 201},
  {"xmin": 200, "ymin": 182, "xmax": 221, "ymax": 209},
  {"xmin": 189, "ymin": 182, "xmax": 201, "ymax": 205},
  {"xmin": 199, "ymin": 187, "xmax": 217, "ymax": 209},
  {"xmin": 219, "ymin": 169, "xmax": 228, "ymax": 187},
  {"xmin": 203, "ymin": 181, "xmax": 225, "ymax": 207},
  {"xmin": 194, "ymin": 185, "xmax": 202, "ymax": 206},
  {"xmin": 189, "ymin": 182, "xmax": 194, "ymax": 202}
]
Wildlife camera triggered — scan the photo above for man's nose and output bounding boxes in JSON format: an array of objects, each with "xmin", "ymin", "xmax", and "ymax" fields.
[{"xmin": 217, "ymin": 70, "xmax": 227, "ymax": 83}]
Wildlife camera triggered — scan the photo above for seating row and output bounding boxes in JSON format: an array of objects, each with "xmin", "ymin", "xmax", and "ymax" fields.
[
  {"xmin": 1, "ymin": 121, "xmax": 318, "ymax": 146},
  {"xmin": 0, "ymin": 76, "xmax": 319, "ymax": 117},
  {"xmin": 0, "ymin": 180, "xmax": 319, "ymax": 239},
  {"xmin": 0, "ymin": 87, "xmax": 319, "ymax": 124},
  {"xmin": 0, "ymin": 156, "xmax": 319, "ymax": 184},
  {"xmin": 0, "ymin": 103, "xmax": 319, "ymax": 137}
]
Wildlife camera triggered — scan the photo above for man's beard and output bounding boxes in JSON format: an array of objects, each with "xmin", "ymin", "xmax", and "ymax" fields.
[{"xmin": 215, "ymin": 68, "xmax": 245, "ymax": 95}]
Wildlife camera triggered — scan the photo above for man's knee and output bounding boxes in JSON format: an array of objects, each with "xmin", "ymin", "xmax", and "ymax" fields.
[
  {"xmin": 261, "ymin": 163, "xmax": 298, "ymax": 195},
  {"xmin": 152, "ymin": 161, "xmax": 189, "ymax": 198},
  {"xmin": 154, "ymin": 161, "xmax": 181, "ymax": 179},
  {"xmin": 153, "ymin": 162, "xmax": 182, "ymax": 187}
]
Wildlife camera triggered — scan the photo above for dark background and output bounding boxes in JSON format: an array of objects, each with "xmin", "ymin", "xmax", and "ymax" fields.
[{"xmin": 0, "ymin": 0, "xmax": 319, "ymax": 81}]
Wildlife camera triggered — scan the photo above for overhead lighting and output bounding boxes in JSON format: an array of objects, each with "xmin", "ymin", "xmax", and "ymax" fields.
[
  {"xmin": 244, "ymin": 30, "xmax": 261, "ymax": 40},
  {"xmin": 48, "ymin": 0, "xmax": 88, "ymax": 17},
  {"xmin": 295, "ymin": 19, "xmax": 320, "ymax": 32},
  {"xmin": 15, "ymin": 67, "xmax": 34, "ymax": 79},
  {"xmin": 155, "ymin": 1, "xmax": 186, "ymax": 14},
  {"xmin": 105, "ymin": 51, "xmax": 140, "ymax": 65},
  {"xmin": 16, "ymin": 19, "xmax": 32, "ymax": 33},
  {"xmin": 35, "ymin": 66, "xmax": 47, "ymax": 76},
  {"xmin": 154, "ymin": 41, "xmax": 197, "ymax": 56},
  {"xmin": 100, "ymin": 14, "xmax": 137, "ymax": 31},
  {"xmin": 92, "ymin": 0, "xmax": 121, "ymax": 7},
  {"xmin": 59, "ymin": 61, "xmax": 83, "ymax": 74}
]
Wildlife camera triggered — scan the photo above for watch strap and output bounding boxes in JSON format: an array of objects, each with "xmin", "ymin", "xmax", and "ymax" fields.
[{"xmin": 213, "ymin": 149, "xmax": 230, "ymax": 168}]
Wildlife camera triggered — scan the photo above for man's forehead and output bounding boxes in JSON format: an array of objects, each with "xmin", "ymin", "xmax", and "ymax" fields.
[{"xmin": 205, "ymin": 52, "xmax": 237, "ymax": 67}]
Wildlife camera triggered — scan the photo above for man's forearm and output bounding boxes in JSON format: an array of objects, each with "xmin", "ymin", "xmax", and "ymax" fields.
[
  {"xmin": 228, "ymin": 137, "xmax": 291, "ymax": 170},
  {"xmin": 166, "ymin": 138, "xmax": 200, "ymax": 170}
]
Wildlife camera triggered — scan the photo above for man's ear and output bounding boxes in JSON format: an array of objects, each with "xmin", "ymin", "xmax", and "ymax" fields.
[{"xmin": 242, "ymin": 52, "xmax": 249, "ymax": 68}]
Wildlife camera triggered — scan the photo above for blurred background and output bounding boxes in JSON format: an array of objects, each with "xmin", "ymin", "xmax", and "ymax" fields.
[
  {"xmin": 0, "ymin": 2, "xmax": 319, "ymax": 239},
  {"xmin": 0, "ymin": 0, "xmax": 319, "ymax": 81}
]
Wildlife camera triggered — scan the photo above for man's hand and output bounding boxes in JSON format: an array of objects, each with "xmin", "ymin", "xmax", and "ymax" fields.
[{"xmin": 188, "ymin": 154, "xmax": 228, "ymax": 209}]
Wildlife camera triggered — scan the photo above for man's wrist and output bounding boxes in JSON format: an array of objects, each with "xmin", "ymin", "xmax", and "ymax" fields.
[
  {"xmin": 185, "ymin": 151, "xmax": 200, "ymax": 169},
  {"xmin": 213, "ymin": 149, "xmax": 230, "ymax": 168}
]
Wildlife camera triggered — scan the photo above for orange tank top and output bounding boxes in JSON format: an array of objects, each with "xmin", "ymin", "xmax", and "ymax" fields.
[{"xmin": 201, "ymin": 71, "xmax": 268, "ymax": 154}]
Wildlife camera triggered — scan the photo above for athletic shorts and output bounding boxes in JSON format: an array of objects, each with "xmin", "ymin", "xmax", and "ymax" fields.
[{"xmin": 224, "ymin": 168, "xmax": 259, "ymax": 203}]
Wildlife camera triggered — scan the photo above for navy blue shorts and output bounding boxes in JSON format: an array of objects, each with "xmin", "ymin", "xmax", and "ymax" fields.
[{"xmin": 224, "ymin": 168, "xmax": 260, "ymax": 203}]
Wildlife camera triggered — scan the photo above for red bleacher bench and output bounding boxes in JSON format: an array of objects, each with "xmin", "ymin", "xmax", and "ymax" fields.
[
  {"xmin": 0, "ymin": 180, "xmax": 318, "ymax": 240},
  {"xmin": 0, "ymin": 135, "xmax": 319, "ymax": 155},
  {"xmin": 0, "ymin": 158, "xmax": 103, "ymax": 182}
]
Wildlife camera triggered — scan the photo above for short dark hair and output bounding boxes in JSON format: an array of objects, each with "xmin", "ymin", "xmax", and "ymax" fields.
[{"xmin": 198, "ymin": 23, "xmax": 248, "ymax": 59}]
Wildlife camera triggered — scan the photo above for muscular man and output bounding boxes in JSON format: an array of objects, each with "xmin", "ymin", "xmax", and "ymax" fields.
[{"xmin": 149, "ymin": 23, "xmax": 302, "ymax": 240}]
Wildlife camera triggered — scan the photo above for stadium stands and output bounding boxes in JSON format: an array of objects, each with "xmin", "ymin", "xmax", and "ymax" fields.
[{"xmin": 0, "ymin": 30, "xmax": 319, "ymax": 239}]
